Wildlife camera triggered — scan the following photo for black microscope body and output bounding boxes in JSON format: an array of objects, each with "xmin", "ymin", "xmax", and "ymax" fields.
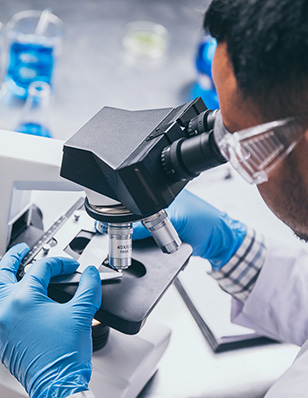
[
  {"xmin": 55, "ymin": 97, "xmax": 226, "ymax": 337},
  {"xmin": 60, "ymin": 97, "xmax": 225, "ymax": 221}
]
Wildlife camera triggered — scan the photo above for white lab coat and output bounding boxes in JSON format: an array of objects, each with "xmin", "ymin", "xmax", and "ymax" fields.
[{"xmin": 232, "ymin": 236, "xmax": 308, "ymax": 397}]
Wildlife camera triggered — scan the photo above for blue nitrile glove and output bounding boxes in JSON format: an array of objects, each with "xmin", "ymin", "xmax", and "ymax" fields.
[
  {"xmin": 0, "ymin": 243, "xmax": 102, "ymax": 398},
  {"xmin": 133, "ymin": 189, "xmax": 247, "ymax": 270}
]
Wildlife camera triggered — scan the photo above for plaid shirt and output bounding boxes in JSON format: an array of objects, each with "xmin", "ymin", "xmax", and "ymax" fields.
[{"xmin": 210, "ymin": 228, "xmax": 267, "ymax": 302}]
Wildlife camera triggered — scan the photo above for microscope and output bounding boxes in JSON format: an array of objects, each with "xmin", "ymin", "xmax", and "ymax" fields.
[
  {"xmin": 60, "ymin": 97, "xmax": 226, "ymax": 271},
  {"xmin": 2, "ymin": 96, "xmax": 302, "ymax": 397},
  {"xmin": 0, "ymin": 97, "xmax": 229, "ymax": 398}
]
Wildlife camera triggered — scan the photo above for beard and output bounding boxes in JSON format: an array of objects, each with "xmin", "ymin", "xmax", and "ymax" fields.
[
  {"xmin": 292, "ymin": 229, "xmax": 308, "ymax": 243},
  {"xmin": 258, "ymin": 153, "xmax": 308, "ymax": 244}
]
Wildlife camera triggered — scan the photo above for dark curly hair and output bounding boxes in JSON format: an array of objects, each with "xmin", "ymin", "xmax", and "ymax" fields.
[{"xmin": 204, "ymin": 0, "xmax": 308, "ymax": 119}]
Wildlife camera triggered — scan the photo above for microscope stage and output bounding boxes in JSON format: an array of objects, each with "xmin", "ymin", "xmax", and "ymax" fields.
[
  {"xmin": 49, "ymin": 237, "xmax": 192, "ymax": 334},
  {"xmin": 14, "ymin": 198, "xmax": 192, "ymax": 335}
]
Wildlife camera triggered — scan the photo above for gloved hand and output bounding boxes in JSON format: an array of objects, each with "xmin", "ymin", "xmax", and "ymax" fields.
[
  {"xmin": 0, "ymin": 243, "xmax": 102, "ymax": 398},
  {"xmin": 133, "ymin": 189, "xmax": 247, "ymax": 270}
]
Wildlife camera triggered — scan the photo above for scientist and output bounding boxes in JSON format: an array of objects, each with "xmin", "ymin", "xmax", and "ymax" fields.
[{"xmin": 1, "ymin": 0, "xmax": 308, "ymax": 397}]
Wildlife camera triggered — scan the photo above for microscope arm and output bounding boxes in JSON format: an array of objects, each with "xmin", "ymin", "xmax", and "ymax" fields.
[{"xmin": 0, "ymin": 130, "xmax": 81, "ymax": 256}]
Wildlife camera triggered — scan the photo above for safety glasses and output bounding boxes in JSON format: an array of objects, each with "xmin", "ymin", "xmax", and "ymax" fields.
[{"xmin": 213, "ymin": 111, "xmax": 308, "ymax": 185}]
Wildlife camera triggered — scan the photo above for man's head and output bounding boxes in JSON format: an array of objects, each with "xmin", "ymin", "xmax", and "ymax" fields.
[{"xmin": 203, "ymin": 0, "xmax": 308, "ymax": 240}]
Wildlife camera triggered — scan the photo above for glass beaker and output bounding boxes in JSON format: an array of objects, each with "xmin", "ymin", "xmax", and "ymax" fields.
[{"xmin": 4, "ymin": 9, "xmax": 64, "ymax": 99}]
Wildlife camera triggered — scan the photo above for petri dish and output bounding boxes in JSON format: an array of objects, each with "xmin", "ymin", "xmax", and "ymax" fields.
[{"xmin": 122, "ymin": 20, "xmax": 169, "ymax": 60}]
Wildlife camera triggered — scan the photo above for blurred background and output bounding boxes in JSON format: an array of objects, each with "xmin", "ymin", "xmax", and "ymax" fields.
[{"xmin": 0, "ymin": 0, "xmax": 215, "ymax": 140}]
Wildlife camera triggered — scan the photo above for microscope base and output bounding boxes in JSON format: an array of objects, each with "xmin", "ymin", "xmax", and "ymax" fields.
[{"xmin": 0, "ymin": 320, "xmax": 171, "ymax": 398}]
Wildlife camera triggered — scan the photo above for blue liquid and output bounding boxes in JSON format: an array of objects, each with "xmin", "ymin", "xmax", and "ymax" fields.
[
  {"xmin": 193, "ymin": 37, "xmax": 219, "ymax": 110},
  {"xmin": 16, "ymin": 122, "xmax": 52, "ymax": 138},
  {"xmin": 191, "ymin": 82, "xmax": 219, "ymax": 110},
  {"xmin": 195, "ymin": 37, "xmax": 217, "ymax": 78},
  {"xmin": 6, "ymin": 42, "xmax": 54, "ymax": 98}
]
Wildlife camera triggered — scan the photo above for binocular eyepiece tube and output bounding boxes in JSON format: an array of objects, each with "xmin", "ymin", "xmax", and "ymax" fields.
[{"xmin": 161, "ymin": 109, "xmax": 227, "ymax": 182}]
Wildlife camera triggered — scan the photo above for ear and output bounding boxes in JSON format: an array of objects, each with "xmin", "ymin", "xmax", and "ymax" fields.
[{"xmin": 212, "ymin": 42, "xmax": 262, "ymax": 132}]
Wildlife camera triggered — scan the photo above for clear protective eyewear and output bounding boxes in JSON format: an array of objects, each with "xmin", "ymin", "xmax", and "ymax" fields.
[{"xmin": 213, "ymin": 111, "xmax": 308, "ymax": 185}]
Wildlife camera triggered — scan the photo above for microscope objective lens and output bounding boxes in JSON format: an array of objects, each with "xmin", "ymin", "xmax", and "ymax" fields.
[
  {"xmin": 108, "ymin": 223, "xmax": 133, "ymax": 270},
  {"xmin": 142, "ymin": 210, "xmax": 181, "ymax": 254}
]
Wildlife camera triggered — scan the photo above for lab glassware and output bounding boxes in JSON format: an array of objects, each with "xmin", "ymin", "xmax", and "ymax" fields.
[
  {"xmin": 192, "ymin": 33, "xmax": 219, "ymax": 110},
  {"xmin": 4, "ymin": 9, "xmax": 64, "ymax": 99},
  {"xmin": 16, "ymin": 80, "xmax": 52, "ymax": 137},
  {"xmin": 122, "ymin": 21, "xmax": 169, "ymax": 61}
]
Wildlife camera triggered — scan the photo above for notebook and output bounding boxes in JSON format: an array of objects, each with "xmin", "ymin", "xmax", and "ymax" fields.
[{"xmin": 175, "ymin": 257, "xmax": 276, "ymax": 352}]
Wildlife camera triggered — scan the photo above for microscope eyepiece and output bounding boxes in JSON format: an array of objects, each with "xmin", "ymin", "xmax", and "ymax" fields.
[
  {"xmin": 161, "ymin": 109, "xmax": 227, "ymax": 182},
  {"xmin": 187, "ymin": 109, "xmax": 217, "ymax": 137}
]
